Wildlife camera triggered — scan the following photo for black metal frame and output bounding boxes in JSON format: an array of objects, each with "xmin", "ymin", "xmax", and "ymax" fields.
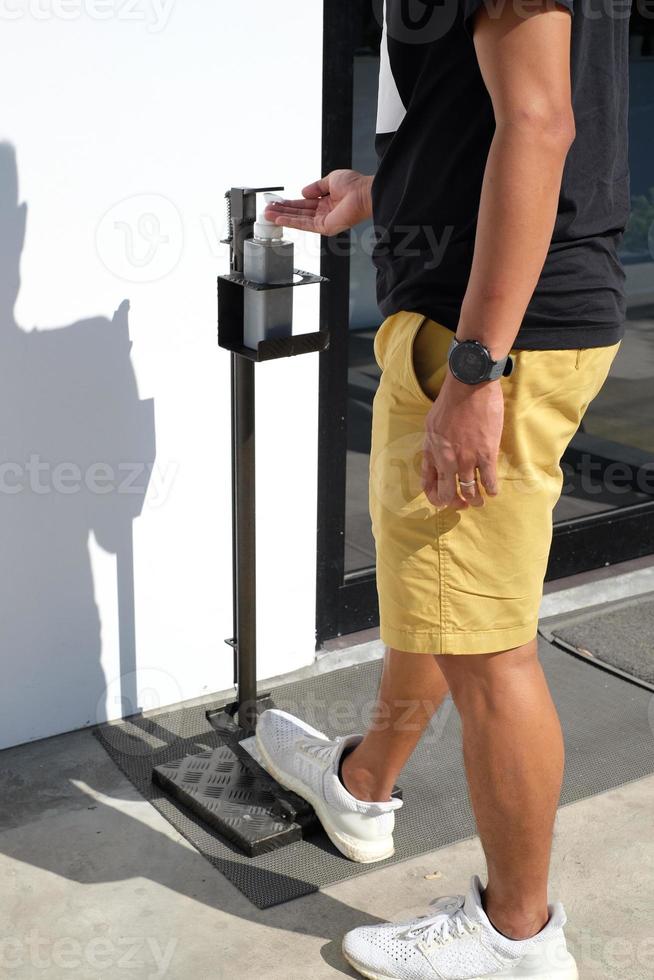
[
  {"xmin": 316, "ymin": 1, "xmax": 360, "ymax": 644},
  {"xmin": 151, "ymin": 185, "xmax": 332, "ymax": 859},
  {"xmin": 315, "ymin": 0, "xmax": 654, "ymax": 646},
  {"xmin": 217, "ymin": 186, "xmax": 328, "ymax": 728}
]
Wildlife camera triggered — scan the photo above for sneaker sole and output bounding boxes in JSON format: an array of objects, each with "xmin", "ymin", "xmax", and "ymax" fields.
[
  {"xmin": 342, "ymin": 947, "xmax": 579, "ymax": 980},
  {"xmin": 255, "ymin": 733, "xmax": 395, "ymax": 864}
]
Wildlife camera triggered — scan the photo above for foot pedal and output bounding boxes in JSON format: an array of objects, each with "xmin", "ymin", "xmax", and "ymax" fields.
[
  {"xmin": 154, "ymin": 715, "xmax": 404, "ymax": 857},
  {"xmin": 153, "ymin": 744, "xmax": 302, "ymax": 857},
  {"xmin": 238, "ymin": 735, "xmax": 317, "ymax": 828}
]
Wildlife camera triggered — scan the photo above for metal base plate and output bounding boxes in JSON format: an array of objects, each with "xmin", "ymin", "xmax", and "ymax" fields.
[
  {"xmin": 154, "ymin": 704, "xmax": 402, "ymax": 858},
  {"xmin": 153, "ymin": 698, "xmax": 320, "ymax": 857},
  {"xmin": 153, "ymin": 743, "xmax": 305, "ymax": 857}
]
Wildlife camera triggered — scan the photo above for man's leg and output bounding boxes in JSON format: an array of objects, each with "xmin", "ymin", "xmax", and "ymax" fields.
[
  {"xmin": 436, "ymin": 638, "xmax": 564, "ymax": 940},
  {"xmin": 255, "ymin": 647, "xmax": 448, "ymax": 864},
  {"xmin": 341, "ymin": 648, "xmax": 450, "ymax": 802},
  {"xmin": 341, "ymin": 637, "xmax": 563, "ymax": 939}
]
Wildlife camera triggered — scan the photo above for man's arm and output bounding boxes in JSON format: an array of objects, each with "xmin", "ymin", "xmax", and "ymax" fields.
[
  {"xmin": 457, "ymin": 0, "xmax": 575, "ymax": 359},
  {"xmin": 422, "ymin": 1, "xmax": 575, "ymax": 510}
]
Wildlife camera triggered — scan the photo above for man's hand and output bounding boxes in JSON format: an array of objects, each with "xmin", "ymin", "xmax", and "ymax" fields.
[
  {"xmin": 422, "ymin": 374, "xmax": 504, "ymax": 510},
  {"xmin": 264, "ymin": 170, "xmax": 373, "ymax": 236}
]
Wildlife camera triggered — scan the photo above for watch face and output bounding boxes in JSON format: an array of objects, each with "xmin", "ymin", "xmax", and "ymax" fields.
[{"xmin": 451, "ymin": 342, "xmax": 489, "ymax": 383}]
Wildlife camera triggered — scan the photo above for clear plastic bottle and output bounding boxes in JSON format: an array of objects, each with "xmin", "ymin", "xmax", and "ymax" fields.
[{"xmin": 243, "ymin": 193, "xmax": 294, "ymax": 349}]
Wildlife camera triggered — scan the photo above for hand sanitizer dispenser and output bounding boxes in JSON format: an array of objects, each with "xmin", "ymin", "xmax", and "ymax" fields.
[{"xmin": 243, "ymin": 193, "xmax": 294, "ymax": 350}]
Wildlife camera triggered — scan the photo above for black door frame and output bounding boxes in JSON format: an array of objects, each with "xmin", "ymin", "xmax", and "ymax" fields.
[{"xmin": 315, "ymin": 0, "xmax": 654, "ymax": 646}]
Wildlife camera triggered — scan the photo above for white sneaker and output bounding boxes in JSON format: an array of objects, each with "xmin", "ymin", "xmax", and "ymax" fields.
[
  {"xmin": 342, "ymin": 876, "xmax": 578, "ymax": 980},
  {"xmin": 255, "ymin": 709, "xmax": 402, "ymax": 863}
]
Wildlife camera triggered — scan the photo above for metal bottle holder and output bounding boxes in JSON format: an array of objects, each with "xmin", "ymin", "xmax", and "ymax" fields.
[{"xmin": 152, "ymin": 187, "xmax": 331, "ymax": 856}]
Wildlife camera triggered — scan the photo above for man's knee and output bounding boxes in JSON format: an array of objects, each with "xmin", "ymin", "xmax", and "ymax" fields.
[{"xmin": 435, "ymin": 641, "xmax": 539, "ymax": 710}]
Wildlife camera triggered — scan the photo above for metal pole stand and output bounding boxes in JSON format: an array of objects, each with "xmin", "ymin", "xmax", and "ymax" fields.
[{"xmin": 153, "ymin": 187, "xmax": 331, "ymax": 856}]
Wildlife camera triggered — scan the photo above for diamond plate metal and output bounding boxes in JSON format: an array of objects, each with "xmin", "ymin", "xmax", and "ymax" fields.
[
  {"xmin": 153, "ymin": 745, "xmax": 302, "ymax": 857},
  {"xmin": 155, "ymin": 716, "xmax": 405, "ymax": 859}
]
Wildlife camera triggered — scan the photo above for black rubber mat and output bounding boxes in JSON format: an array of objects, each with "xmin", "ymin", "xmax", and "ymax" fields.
[
  {"xmin": 94, "ymin": 639, "xmax": 654, "ymax": 909},
  {"xmin": 543, "ymin": 593, "xmax": 654, "ymax": 690}
]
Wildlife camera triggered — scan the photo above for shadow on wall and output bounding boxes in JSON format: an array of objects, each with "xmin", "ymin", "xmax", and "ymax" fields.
[
  {"xmin": 0, "ymin": 148, "xmax": 386, "ymax": 950},
  {"xmin": 0, "ymin": 142, "xmax": 156, "ymax": 750}
]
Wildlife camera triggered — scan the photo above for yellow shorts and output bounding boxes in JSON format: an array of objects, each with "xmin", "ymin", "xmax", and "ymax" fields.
[{"xmin": 369, "ymin": 311, "xmax": 620, "ymax": 655}]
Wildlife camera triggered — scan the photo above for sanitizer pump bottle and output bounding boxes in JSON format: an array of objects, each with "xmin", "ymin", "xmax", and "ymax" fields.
[{"xmin": 243, "ymin": 193, "xmax": 294, "ymax": 349}]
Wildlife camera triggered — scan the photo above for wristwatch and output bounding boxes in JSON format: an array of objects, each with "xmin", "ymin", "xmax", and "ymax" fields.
[{"xmin": 447, "ymin": 337, "xmax": 514, "ymax": 385}]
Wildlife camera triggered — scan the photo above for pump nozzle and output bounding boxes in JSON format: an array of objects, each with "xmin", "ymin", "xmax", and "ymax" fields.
[
  {"xmin": 254, "ymin": 193, "xmax": 284, "ymax": 241},
  {"xmin": 254, "ymin": 192, "xmax": 285, "ymax": 241}
]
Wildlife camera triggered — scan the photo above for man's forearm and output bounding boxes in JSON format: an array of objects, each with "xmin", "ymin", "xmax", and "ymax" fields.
[{"xmin": 456, "ymin": 116, "xmax": 575, "ymax": 361}]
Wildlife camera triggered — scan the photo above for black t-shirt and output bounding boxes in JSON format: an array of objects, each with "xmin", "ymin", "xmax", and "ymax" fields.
[{"xmin": 372, "ymin": 0, "xmax": 631, "ymax": 350}]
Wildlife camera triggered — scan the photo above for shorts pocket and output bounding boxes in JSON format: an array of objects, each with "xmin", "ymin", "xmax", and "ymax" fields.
[
  {"xmin": 406, "ymin": 316, "xmax": 434, "ymax": 406},
  {"xmin": 408, "ymin": 316, "xmax": 452, "ymax": 405},
  {"xmin": 373, "ymin": 313, "xmax": 402, "ymax": 372}
]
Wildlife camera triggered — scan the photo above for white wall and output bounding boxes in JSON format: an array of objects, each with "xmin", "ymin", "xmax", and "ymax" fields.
[{"xmin": 0, "ymin": 0, "xmax": 324, "ymax": 749}]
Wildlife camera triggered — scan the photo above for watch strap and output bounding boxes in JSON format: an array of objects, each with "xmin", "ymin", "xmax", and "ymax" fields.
[{"xmin": 487, "ymin": 355, "xmax": 510, "ymax": 381}]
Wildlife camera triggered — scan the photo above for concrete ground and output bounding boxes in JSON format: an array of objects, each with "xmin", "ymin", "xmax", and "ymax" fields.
[{"xmin": 1, "ymin": 726, "xmax": 653, "ymax": 980}]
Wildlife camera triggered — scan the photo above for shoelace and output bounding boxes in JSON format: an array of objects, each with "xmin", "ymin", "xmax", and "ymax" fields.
[{"xmin": 405, "ymin": 898, "xmax": 478, "ymax": 946}]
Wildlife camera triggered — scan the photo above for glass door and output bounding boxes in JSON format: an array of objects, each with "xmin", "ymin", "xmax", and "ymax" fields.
[{"xmin": 317, "ymin": 0, "xmax": 654, "ymax": 643}]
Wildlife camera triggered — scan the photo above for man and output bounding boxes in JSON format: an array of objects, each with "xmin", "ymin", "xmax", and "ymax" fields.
[{"xmin": 257, "ymin": 0, "xmax": 630, "ymax": 976}]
